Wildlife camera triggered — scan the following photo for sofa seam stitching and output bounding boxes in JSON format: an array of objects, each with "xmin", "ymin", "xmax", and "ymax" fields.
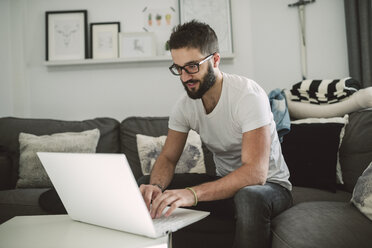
[{"xmin": 271, "ymin": 230, "xmax": 293, "ymax": 248}]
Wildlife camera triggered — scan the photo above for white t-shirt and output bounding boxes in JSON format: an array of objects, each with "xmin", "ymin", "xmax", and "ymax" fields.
[{"xmin": 169, "ymin": 73, "xmax": 292, "ymax": 190}]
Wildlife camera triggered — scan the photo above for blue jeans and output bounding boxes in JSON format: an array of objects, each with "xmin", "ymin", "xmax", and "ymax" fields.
[
  {"xmin": 232, "ymin": 182, "xmax": 292, "ymax": 248},
  {"xmin": 138, "ymin": 174, "xmax": 292, "ymax": 248}
]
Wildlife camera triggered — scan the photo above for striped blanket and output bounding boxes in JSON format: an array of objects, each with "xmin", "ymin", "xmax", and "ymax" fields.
[{"xmin": 289, "ymin": 77, "xmax": 361, "ymax": 104}]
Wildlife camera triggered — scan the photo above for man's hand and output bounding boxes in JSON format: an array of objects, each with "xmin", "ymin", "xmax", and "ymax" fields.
[
  {"xmin": 150, "ymin": 188, "xmax": 196, "ymax": 219},
  {"xmin": 139, "ymin": 184, "xmax": 163, "ymax": 211}
]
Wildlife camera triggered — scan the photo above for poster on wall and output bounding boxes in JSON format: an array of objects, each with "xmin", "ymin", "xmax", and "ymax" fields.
[
  {"xmin": 141, "ymin": 0, "xmax": 178, "ymax": 56},
  {"xmin": 179, "ymin": 0, "xmax": 233, "ymax": 55},
  {"xmin": 45, "ymin": 10, "xmax": 88, "ymax": 61}
]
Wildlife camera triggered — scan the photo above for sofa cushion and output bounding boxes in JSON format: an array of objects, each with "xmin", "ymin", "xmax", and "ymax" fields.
[
  {"xmin": 0, "ymin": 152, "xmax": 13, "ymax": 190},
  {"xmin": 351, "ymin": 161, "xmax": 372, "ymax": 220},
  {"xmin": 0, "ymin": 188, "xmax": 49, "ymax": 224},
  {"xmin": 121, "ymin": 117, "xmax": 169, "ymax": 179},
  {"xmin": 121, "ymin": 117, "xmax": 216, "ymax": 180},
  {"xmin": 0, "ymin": 117, "xmax": 120, "ymax": 188},
  {"xmin": 39, "ymin": 188, "xmax": 67, "ymax": 214},
  {"xmin": 137, "ymin": 130, "xmax": 205, "ymax": 175},
  {"xmin": 339, "ymin": 109, "xmax": 372, "ymax": 192},
  {"xmin": 281, "ymin": 117, "xmax": 346, "ymax": 192},
  {"xmin": 271, "ymin": 201, "xmax": 372, "ymax": 248},
  {"xmin": 17, "ymin": 129, "xmax": 100, "ymax": 188},
  {"xmin": 291, "ymin": 186, "xmax": 351, "ymax": 205}
]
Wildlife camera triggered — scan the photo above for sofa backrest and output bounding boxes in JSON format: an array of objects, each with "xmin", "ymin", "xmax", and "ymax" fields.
[
  {"xmin": 339, "ymin": 109, "xmax": 372, "ymax": 193},
  {"xmin": 0, "ymin": 117, "xmax": 120, "ymax": 189},
  {"xmin": 120, "ymin": 116, "xmax": 216, "ymax": 180}
]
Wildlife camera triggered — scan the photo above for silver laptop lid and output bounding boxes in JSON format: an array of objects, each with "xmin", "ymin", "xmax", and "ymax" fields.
[{"xmin": 37, "ymin": 152, "xmax": 158, "ymax": 238}]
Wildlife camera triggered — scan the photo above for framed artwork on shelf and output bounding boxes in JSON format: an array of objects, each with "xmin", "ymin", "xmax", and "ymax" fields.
[
  {"xmin": 179, "ymin": 0, "xmax": 233, "ymax": 55},
  {"xmin": 119, "ymin": 32, "xmax": 156, "ymax": 58},
  {"xmin": 90, "ymin": 22, "xmax": 120, "ymax": 59},
  {"xmin": 45, "ymin": 10, "xmax": 88, "ymax": 61},
  {"xmin": 141, "ymin": 2, "xmax": 179, "ymax": 55}
]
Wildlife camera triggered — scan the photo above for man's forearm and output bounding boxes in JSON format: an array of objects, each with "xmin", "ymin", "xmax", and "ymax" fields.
[
  {"xmin": 194, "ymin": 161, "xmax": 268, "ymax": 202},
  {"xmin": 193, "ymin": 125, "xmax": 270, "ymax": 201},
  {"xmin": 149, "ymin": 155, "xmax": 176, "ymax": 191}
]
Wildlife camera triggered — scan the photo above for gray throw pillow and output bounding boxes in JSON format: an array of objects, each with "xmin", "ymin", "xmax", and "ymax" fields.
[
  {"xmin": 17, "ymin": 129, "xmax": 100, "ymax": 188},
  {"xmin": 351, "ymin": 161, "xmax": 372, "ymax": 221},
  {"xmin": 136, "ymin": 130, "xmax": 206, "ymax": 175}
]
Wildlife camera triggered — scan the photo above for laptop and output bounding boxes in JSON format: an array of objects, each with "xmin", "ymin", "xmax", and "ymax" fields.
[{"xmin": 37, "ymin": 152, "xmax": 210, "ymax": 238}]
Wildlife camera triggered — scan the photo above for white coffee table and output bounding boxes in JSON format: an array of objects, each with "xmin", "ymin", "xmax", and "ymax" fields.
[{"xmin": 0, "ymin": 215, "xmax": 170, "ymax": 248}]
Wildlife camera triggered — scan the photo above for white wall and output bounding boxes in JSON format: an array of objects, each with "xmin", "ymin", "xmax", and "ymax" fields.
[
  {"xmin": 0, "ymin": 0, "xmax": 349, "ymax": 121},
  {"xmin": 246, "ymin": 0, "xmax": 349, "ymax": 87},
  {"xmin": 0, "ymin": 0, "xmax": 13, "ymax": 117}
]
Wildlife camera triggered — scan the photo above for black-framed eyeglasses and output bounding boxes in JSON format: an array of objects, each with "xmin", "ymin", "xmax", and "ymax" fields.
[{"xmin": 169, "ymin": 53, "xmax": 215, "ymax": 76}]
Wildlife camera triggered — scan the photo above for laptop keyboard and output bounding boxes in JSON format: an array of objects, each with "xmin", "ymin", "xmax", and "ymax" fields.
[{"xmin": 152, "ymin": 214, "xmax": 185, "ymax": 233}]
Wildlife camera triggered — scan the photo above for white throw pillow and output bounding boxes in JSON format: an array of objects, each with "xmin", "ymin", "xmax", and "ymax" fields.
[
  {"xmin": 136, "ymin": 130, "xmax": 206, "ymax": 175},
  {"xmin": 17, "ymin": 129, "xmax": 100, "ymax": 188},
  {"xmin": 351, "ymin": 161, "xmax": 372, "ymax": 221},
  {"xmin": 284, "ymin": 87, "xmax": 372, "ymax": 119}
]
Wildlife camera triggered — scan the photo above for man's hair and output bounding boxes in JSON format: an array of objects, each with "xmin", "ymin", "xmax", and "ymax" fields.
[{"xmin": 168, "ymin": 20, "xmax": 219, "ymax": 55}]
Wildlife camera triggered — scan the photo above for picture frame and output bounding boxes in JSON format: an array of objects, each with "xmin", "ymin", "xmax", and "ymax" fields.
[
  {"xmin": 119, "ymin": 32, "xmax": 156, "ymax": 58},
  {"xmin": 179, "ymin": 0, "xmax": 233, "ymax": 55},
  {"xmin": 142, "ymin": 4, "xmax": 179, "ymax": 55},
  {"xmin": 90, "ymin": 22, "xmax": 120, "ymax": 59},
  {"xmin": 45, "ymin": 10, "xmax": 88, "ymax": 61}
]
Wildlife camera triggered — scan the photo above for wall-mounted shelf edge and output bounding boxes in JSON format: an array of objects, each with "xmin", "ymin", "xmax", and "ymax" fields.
[{"xmin": 44, "ymin": 53, "xmax": 235, "ymax": 66}]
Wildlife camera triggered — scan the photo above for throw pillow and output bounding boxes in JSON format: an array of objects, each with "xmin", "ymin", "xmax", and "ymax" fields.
[
  {"xmin": 17, "ymin": 129, "xmax": 100, "ymax": 188},
  {"xmin": 281, "ymin": 116, "xmax": 348, "ymax": 192},
  {"xmin": 289, "ymin": 77, "xmax": 361, "ymax": 104},
  {"xmin": 137, "ymin": 130, "xmax": 206, "ymax": 175},
  {"xmin": 351, "ymin": 161, "xmax": 372, "ymax": 221},
  {"xmin": 284, "ymin": 87, "xmax": 372, "ymax": 119}
]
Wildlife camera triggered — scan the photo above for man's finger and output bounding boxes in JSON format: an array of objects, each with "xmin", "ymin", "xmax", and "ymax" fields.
[
  {"xmin": 150, "ymin": 193, "xmax": 167, "ymax": 218},
  {"xmin": 151, "ymin": 191, "xmax": 176, "ymax": 218},
  {"xmin": 155, "ymin": 194, "xmax": 179, "ymax": 218},
  {"xmin": 164, "ymin": 200, "xmax": 181, "ymax": 217},
  {"xmin": 144, "ymin": 189, "xmax": 154, "ymax": 210}
]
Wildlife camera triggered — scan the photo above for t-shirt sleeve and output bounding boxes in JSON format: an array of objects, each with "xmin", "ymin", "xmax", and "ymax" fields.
[
  {"xmin": 169, "ymin": 98, "xmax": 190, "ymax": 133},
  {"xmin": 236, "ymin": 87, "xmax": 272, "ymax": 133}
]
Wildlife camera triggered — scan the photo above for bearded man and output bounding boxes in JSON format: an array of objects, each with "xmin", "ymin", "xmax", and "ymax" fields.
[{"xmin": 139, "ymin": 20, "xmax": 292, "ymax": 248}]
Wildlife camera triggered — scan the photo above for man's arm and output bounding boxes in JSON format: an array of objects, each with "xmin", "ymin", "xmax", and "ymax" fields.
[
  {"xmin": 151, "ymin": 124, "xmax": 271, "ymax": 218},
  {"xmin": 139, "ymin": 129, "xmax": 188, "ymax": 214},
  {"xmin": 192, "ymin": 124, "xmax": 270, "ymax": 200}
]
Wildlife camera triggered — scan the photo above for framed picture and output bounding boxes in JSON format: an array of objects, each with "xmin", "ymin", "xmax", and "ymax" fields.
[
  {"xmin": 45, "ymin": 10, "xmax": 88, "ymax": 61},
  {"xmin": 119, "ymin": 32, "xmax": 156, "ymax": 58},
  {"xmin": 179, "ymin": 0, "xmax": 233, "ymax": 55},
  {"xmin": 142, "ymin": 3, "xmax": 179, "ymax": 55},
  {"xmin": 90, "ymin": 22, "xmax": 120, "ymax": 59}
]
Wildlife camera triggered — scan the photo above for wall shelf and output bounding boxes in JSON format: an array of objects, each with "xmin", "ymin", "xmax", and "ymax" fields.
[{"xmin": 44, "ymin": 53, "xmax": 235, "ymax": 66}]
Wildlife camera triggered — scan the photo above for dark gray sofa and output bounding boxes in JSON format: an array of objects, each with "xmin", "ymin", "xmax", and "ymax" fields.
[{"xmin": 1, "ymin": 110, "xmax": 372, "ymax": 247}]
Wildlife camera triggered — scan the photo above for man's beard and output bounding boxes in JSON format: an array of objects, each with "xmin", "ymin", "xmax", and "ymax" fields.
[{"xmin": 182, "ymin": 63, "xmax": 216, "ymax": 99}]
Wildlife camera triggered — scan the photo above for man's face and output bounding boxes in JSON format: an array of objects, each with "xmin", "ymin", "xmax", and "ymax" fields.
[{"xmin": 171, "ymin": 48, "xmax": 216, "ymax": 99}]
